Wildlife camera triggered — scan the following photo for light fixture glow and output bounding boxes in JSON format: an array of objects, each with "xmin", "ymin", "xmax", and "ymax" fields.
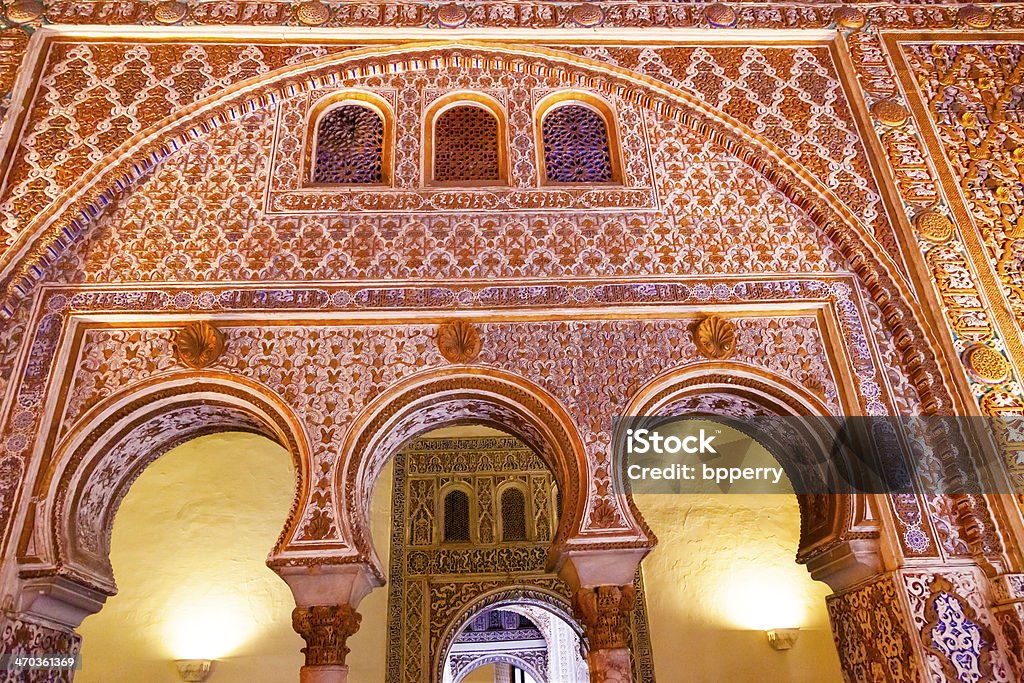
[
  {"xmin": 717, "ymin": 567, "xmax": 808, "ymax": 631},
  {"xmin": 164, "ymin": 594, "xmax": 256, "ymax": 660}
]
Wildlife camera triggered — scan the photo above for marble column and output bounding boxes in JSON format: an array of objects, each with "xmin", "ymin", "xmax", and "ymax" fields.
[{"xmin": 277, "ymin": 563, "xmax": 379, "ymax": 683}]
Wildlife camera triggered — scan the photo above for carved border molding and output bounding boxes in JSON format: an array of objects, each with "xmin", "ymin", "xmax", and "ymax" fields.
[{"xmin": 7, "ymin": 2, "xmax": 1024, "ymax": 30}]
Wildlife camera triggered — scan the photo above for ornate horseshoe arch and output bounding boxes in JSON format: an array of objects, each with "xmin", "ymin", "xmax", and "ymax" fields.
[
  {"xmin": 336, "ymin": 366, "xmax": 649, "ymax": 579},
  {"xmin": 16, "ymin": 371, "xmax": 310, "ymax": 598},
  {"xmin": 623, "ymin": 363, "xmax": 884, "ymax": 589},
  {"xmin": 434, "ymin": 585, "xmax": 582, "ymax": 683}
]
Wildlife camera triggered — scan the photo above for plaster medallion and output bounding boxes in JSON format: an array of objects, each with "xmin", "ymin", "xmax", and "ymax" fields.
[
  {"xmin": 704, "ymin": 3, "xmax": 737, "ymax": 27},
  {"xmin": 295, "ymin": 0, "xmax": 330, "ymax": 26},
  {"xmin": 436, "ymin": 320, "xmax": 482, "ymax": 363},
  {"xmin": 963, "ymin": 344, "xmax": 1010, "ymax": 384},
  {"xmin": 694, "ymin": 316, "xmax": 737, "ymax": 360},
  {"xmin": 4, "ymin": 0, "xmax": 43, "ymax": 23},
  {"xmin": 870, "ymin": 98, "xmax": 909, "ymax": 127},
  {"xmin": 959, "ymin": 4, "xmax": 993, "ymax": 28},
  {"xmin": 833, "ymin": 6, "xmax": 866, "ymax": 29},
  {"xmin": 172, "ymin": 321, "xmax": 226, "ymax": 369},
  {"xmin": 436, "ymin": 3, "xmax": 468, "ymax": 27},
  {"xmin": 571, "ymin": 3, "xmax": 604, "ymax": 27},
  {"xmin": 916, "ymin": 210, "xmax": 955, "ymax": 244}
]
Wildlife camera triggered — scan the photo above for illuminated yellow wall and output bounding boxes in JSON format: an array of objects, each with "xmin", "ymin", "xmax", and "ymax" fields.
[
  {"xmin": 636, "ymin": 491, "xmax": 843, "ymax": 681},
  {"xmin": 76, "ymin": 432, "xmax": 302, "ymax": 681},
  {"xmin": 75, "ymin": 432, "xmax": 393, "ymax": 683}
]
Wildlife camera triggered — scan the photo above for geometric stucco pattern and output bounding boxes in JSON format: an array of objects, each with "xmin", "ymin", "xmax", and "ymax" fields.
[
  {"xmin": 2, "ymin": 41, "xmax": 900, "ymax": 308},
  {"xmin": 847, "ymin": 28, "xmax": 1024, "ymax": 489},
  {"xmin": 49, "ymin": 100, "xmax": 847, "ymax": 285},
  {"xmin": 0, "ymin": 40, "xmax": 356, "ymax": 243}
]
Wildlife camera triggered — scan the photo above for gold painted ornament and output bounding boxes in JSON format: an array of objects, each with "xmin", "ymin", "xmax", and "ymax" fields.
[
  {"xmin": 436, "ymin": 3, "xmax": 468, "ymax": 27},
  {"xmin": 436, "ymin": 320, "xmax": 482, "ymax": 363},
  {"xmin": 833, "ymin": 6, "xmax": 866, "ymax": 29},
  {"xmin": 916, "ymin": 210, "xmax": 955, "ymax": 244},
  {"xmin": 962, "ymin": 344, "xmax": 1010, "ymax": 384},
  {"xmin": 172, "ymin": 321, "xmax": 226, "ymax": 369},
  {"xmin": 693, "ymin": 316, "xmax": 737, "ymax": 360},
  {"xmin": 704, "ymin": 3, "xmax": 737, "ymax": 27},
  {"xmin": 4, "ymin": 0, "xmax": 44, "ymax": 23},
  {"xmin": 958, "ymin": 4, "xmax": 993, "ymax": 28},
  {"xmin": 571, "ymin": 3, "xmax": 604, "ymax": 27},
  {"xmin": 295, "ymin": 0, "xmax": 330, "ymax": 26},
  {"xmin": 870, "ymin": 98, "xmax": 909, "ymax": 127},
  {"xmin": 151, "ymin": 0, "xmax": 187, "ymax": 24}
]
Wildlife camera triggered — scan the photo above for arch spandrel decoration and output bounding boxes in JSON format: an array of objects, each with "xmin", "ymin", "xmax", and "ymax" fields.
[
  {"xmin": 19, "ymin": 372, "xmax": 312, "ymax": 596},
  {"xmin": 0, "ymin": 44, "xmax": 958, "ymax": 426}
]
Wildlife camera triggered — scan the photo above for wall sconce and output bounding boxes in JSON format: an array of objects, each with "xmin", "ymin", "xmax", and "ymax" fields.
[
  {"xmin": 175, "ymin": 659, "xmax": 214, "ymax": 682},
  {"xmin": 766, "ymin": 628, "xmax": 799, "ymax": 650}
]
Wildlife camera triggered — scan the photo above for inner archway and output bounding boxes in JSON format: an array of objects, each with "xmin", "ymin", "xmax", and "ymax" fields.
[
  {"xmin": 631, "ymin": 420, "xmax": 843, "ymax": 681},
  {"xmin": 363, "ymin": 422, "xmax": 654, "ymax": 683}
]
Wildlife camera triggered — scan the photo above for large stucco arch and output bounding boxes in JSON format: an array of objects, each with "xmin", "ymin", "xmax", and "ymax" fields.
[
  {"xmin": 336, "ymin": 366, "xmax": 650, "ymax": 580},
  {"xmin": 14, "ymin": 371, "xmax": 310, "ymax": 605},
  {"xmin": 622, "ymin": 363, "xmax": 886, "ymax": 591},
  {"xmin": 0, "ymin": 40, "xmax": 962, "ymax": 422}
]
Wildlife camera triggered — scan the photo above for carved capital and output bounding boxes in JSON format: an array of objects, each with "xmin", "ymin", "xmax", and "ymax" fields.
[
  {"xmin": 572, "ymin": 584, "xmax": 635, "ymax": 650},
  {"xmin": 291, "ymin": 604, "xmax": 362, "ymax": 667}
]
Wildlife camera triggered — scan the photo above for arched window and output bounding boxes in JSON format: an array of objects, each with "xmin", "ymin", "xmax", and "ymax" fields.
[
  {"xmin": 313, "ymin": 104, "xmax": 385, "ymax": 184},
  {"xmin": 540, "ymin": 102, "xmax": 615, "ymax": 184},
  {"xmin": 500, "ymin": 488, "xmax": 527, "ymax": 542},
  {"xmin": 444, "ymin": 489, "xmax": 471, "ymax": 543},
  {"xmin": 431, "ymin": 103, "xmax": 503, "ymax": 184}
]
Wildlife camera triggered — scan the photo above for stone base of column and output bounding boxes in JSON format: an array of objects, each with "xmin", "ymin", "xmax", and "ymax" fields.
[
  {"xmin": 0, "ymin": 612, "xmax": 81, "ymax": 683},
  {"xmin": 588, "ymin": 648, "xmax": 632, "ymax": 683},
  {"xmin": 299, "ymin": 664, "xmax": 348, "ymax": 683}
]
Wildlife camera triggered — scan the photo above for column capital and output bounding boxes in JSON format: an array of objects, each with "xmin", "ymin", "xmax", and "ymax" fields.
[
  {"xmin": 291, "ymin": 604, "xmax": 362, "ymax": 667},
  {"xmin": 572, "ymin": 584, "xmax": 635, "ymax": 651}
]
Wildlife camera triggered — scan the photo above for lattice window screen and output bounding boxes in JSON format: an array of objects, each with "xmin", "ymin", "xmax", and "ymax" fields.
[
  {"xmin": 444, "ymin": 489, "xmax": 471, "ymax": 542},
  {"xmin": 313, "ymin": 104, "xmax": 384, "ymax": 184},
  {"xmin": 542, "ymin": 104, "xmax": 614, "ymax": 183},
  {"xmin": 433, "ymin": 105, "xmax": 501, "ymax": 182},
  {"xmin": 500, "ymin": 488, "xmax": 528, "ymax": 542}
]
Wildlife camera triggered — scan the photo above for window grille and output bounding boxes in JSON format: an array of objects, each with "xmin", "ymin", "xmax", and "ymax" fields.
[
  {"xmin": 444, "ymin": 489, "xmax": 471, "ymax": 542},
  {"xmin": 542, "ymin": 104, "xmax": 614, "ymax": 183},
  {"xmin": 313, "ymin": 104, "xmax": 384, "ymax": 184},
  {"xmin": 433, "ymin": 105, "xmax": 501, "ymax": 182},
  {"xmin": 500, "ymin": 488, "xmax": 527, "ymax": 542}
]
